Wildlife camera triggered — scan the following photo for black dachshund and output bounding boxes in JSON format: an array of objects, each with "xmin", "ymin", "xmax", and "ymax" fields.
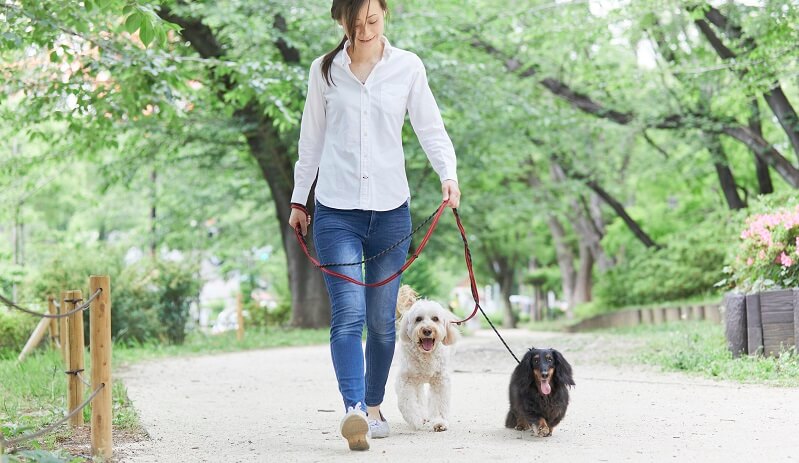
[{"xmin": 505, "ymin": 347, "xmax": 575, "ymax": 436}]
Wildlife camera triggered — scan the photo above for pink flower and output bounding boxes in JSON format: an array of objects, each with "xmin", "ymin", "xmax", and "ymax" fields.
[
  {"xmin": 778, "ymin": 252, "xmax": 794, "ymax": 267},
  {"xmin": 746, "ymin": 258, "xmax": 754, "ymax": 266}
]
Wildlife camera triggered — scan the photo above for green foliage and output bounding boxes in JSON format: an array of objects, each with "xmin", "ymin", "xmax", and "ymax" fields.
[
  {"xmin": 524, "ymin": 267, "xmax": 561, "ymax": 293},
  {"xmin": 0, "ymin": 310, "xmax": 37, "ymax": 359},
  {"xmin": 22, "ymin": 244, "xmax": 198, "ymax": 346},
  {"xmin": 4, "ymin": 0, "xmax": 799, "ymax": 333},
  {"xmin": 244, "ymin": 298, "xmax": 291, "ymax": 328},
  {"xmin": 400, "ymin": 257, "xmax": 439, "ymax": 300},
  {"xmin": 595, "ymin": 212, "xmax": 736, "ymax": 309},
  {"xmin": 112, "ymin": 260, "xmax": 199, "ymax": 345}
]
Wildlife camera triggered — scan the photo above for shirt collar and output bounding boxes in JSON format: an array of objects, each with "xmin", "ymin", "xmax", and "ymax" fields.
[{"xmin": 336, "ymin": 36, "xmax": 393, "ymax": 66}]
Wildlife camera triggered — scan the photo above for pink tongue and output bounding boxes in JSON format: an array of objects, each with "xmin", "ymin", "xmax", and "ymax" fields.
[
  {"xmin": 421, "ymin": 338, "xmax": 434, "ymax": 351},
  {"xmin": 540, "ymin": 382, "xmax": 552, "ymax": 395}
]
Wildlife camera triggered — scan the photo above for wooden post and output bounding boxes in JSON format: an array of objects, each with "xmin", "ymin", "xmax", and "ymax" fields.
[
  {"xmin": 17, "ymin": 317, "xmax": 51, "ymax": 362},
  {"xmin": 60, "ymin": 291, "xmax": 70, "ymax": 366},
  {"xmin": 66, "ymin": 289, "xmax": 85, "ymax": 427},
  {"xmin": 48, "ymin": 296, "xmax": 59, "ymax": 349},
  {"xmin": 90, "ymin": 276, "xmax": 112, "ymax": 459},
  {"xmin": 236, "ymin": 292, "xmax": 245, "ymax": 341}
]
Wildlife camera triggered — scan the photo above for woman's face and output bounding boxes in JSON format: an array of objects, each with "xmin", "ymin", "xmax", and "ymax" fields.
[{"xmin": 340, "ymin": 0, "xmax": 385, "ymax": 49}]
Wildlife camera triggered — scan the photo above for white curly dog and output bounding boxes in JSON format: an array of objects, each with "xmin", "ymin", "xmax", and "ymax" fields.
[{"xmin": 395, "ymin": 285, "xmax": 461, "ymax": 432}]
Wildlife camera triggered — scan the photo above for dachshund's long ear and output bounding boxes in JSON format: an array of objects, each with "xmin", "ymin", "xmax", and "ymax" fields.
[
  {"xmin": 517, "ymin": 349, "xmax": 535, "ymax": 383},
  {"xmin": 553, "ymin": 349, "xmax": 575, "ymax": 388}
]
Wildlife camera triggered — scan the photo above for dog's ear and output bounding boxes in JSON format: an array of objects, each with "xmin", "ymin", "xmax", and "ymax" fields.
[
  {"xmin": 552, "ymin": 349, "xmax": 575, "ymax": 388},
  {"xmin": 398, "ymin": 307, "xmax": 413, "ymax": 343},
  {"xmin": 396, "ymin": 285, "xmax": 418, "ymax": 317},
  {"xmin": 442, "ymin": 314, "xmax": 461, "ymax": 346},
  {"xmin": 517, "ymin": 349, "xmax": 535, "ymax": 382}
]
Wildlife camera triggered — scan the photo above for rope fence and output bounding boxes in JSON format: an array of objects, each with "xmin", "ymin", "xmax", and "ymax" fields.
[
  {"xmin": 0, "ymin": 288, "xmax": 102, "ymax": 319},
  {"xmin": 0, "ymin": 276, "xmax": 113, "ymax": 460},
  {"xmin": 0, "ymin": 384, "xmax": 105, "ymax": 449}
]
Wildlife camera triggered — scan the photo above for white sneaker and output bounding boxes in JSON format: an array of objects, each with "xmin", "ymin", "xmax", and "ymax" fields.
[
  {"xmin": 340, "ymin": 403, "xmax": 369, "ymax": 451},
  {"xmin": 368, "ymin": 413, "xmax": 390, "ymax": 439}
]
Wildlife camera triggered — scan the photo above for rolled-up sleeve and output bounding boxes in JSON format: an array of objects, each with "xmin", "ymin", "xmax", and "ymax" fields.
[
  {"xmin": 406, "ymin": 58, "xmax": 458, "ymax": 184},
  {"xmin": 291, "ymin": 58, "xmax": 327, "ymax": 205}
]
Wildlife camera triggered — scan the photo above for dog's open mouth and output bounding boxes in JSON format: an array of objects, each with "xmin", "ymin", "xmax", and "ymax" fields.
[
  {"xmin": 539, "ymin": 378, "xmax": 552, "ymax": 395},
  {"xmin": 419, "ymin": 337, "xmax": 435, "ymax": 352}
]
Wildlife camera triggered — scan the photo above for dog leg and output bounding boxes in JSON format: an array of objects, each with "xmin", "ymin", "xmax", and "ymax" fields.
[
  {"xmin": 428, "ymin": 376, "xmax": 450, "ymax": 432},
  {"xmin": 536, "ymin": 418, "xmax": 551, "ymax": 437},
  {"xmin": 397, "ymin": 376, "xmax": 427, "ymax": 430}
]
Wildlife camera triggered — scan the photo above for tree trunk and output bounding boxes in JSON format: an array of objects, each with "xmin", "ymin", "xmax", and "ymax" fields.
[
  {"xmin": 706, "ymin": 135, "xmax": 746, "ymax": 209},
  {"xmin": 586, "ymin": 194, "xmax": 614, "ymax": 271},
  {"xmin": 749, "ymin": 99, "xmax": 774, "ymax": 195},
  {"xmin": 245, "ymin": 113, "xmax": 331, "ymax": 328},
  {"xmin": 499, "ymin": 264, "xmax": 515, "ymax": 329},
  {"xmin": 150, "ymin": 169, "xmax": 157, "ymax": 258},
  {"xmin": 485, "ymin": 251, "xmax": 517, "ymax": 329},
  {"xmin": 161, "ymin": 8, "xmax": 332, "ymax": 327},
  {"xmin": 573, "ymin": 242, "xmax": 593, "ymax": 306},
  {"xmin": 547, "ymin": 215, "xmax": 576, "ymax": 317}
]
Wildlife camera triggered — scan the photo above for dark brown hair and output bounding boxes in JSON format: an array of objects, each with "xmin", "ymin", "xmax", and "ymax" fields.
[{"xmin": 321, "ymin": 0, "xmax": 388, "ymax": 86}]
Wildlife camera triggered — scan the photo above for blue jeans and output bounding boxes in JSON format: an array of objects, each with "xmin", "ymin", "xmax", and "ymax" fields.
[{"xmin": 313, "ymin": 200, "xmax": 412, "ymax": 412}]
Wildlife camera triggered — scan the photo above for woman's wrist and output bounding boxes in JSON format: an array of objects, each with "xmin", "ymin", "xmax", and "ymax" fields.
[{"xmin": 291, "ymin": 202, "xmax": 309, "ymax": 215}]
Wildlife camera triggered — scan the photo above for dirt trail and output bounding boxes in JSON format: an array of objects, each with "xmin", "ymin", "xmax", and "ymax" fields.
[{"xmin": 116, "ymin": 329, "xmax": 799, "ymax": 462}]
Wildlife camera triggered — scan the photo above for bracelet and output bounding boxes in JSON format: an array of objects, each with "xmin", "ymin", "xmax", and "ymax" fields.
[{"xmin": 291, "ymin": 203, "xmax": 309, "ymax": 216}]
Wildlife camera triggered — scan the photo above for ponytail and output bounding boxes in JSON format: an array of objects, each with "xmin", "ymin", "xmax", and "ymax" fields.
[{"xmin": 321, "ymin": 36, "xmax": 347, "ymax": 86}]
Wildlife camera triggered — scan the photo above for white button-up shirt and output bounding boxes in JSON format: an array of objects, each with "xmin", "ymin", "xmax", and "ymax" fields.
[{"xmin": 291, "ymin": 37, "xmax": 458, "ymax": 211}]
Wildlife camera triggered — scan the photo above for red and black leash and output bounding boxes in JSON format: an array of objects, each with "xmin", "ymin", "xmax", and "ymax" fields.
[{"xmin": 292, "ymin": 200, "xmax": 520, "ymax": 363}]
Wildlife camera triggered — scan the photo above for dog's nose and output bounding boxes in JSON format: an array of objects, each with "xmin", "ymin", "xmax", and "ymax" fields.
[
  {"xmin": 422, "ymin": 328, "xmax": 432, "ymax": 336},
  {"xmin": 540, "ymin": 372, "xmax": 549, "ymax": 379}
]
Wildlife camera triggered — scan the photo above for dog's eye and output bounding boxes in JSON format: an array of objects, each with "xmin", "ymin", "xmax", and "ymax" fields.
[
  {"xmin": 546, "ymin": 356, "xmax": 552, "ymax": 361},
  {"xmin": 415, "ymin": 316, "xmax": 422, "ymax": 322},
  {"xmin": 432, "ymin": 316, "xmax": 439, "ymax": 322}
]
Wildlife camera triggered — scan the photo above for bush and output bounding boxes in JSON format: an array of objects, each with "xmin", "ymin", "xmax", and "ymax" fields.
[
  {"xmin": 0, "ymin": 310, "xmax": 38, "ymax": 359},
  {"xmin": 111, "ymin": 260, "xmax": 199, "ymax": 345},
  {"xmin": 595, "ymin": 212, "xmax": 735, "ymax": 309},
  {"xmin": 21, "ymin": 243, "xmax": 199, "ymax": 346},
  {"xmin": 723, "ymin": 204, "xmax": 799, "ymax": 292}
]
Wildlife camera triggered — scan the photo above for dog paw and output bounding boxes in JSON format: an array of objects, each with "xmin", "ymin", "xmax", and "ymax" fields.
[
  {"xmin": 432, "ymin": 421, "xmax": 448, "ymax": 432},
  {"xmin": 537, "ymin": 423, "xmax": 551, "ymax": 437},
  {"xmin": 411, "ymin": 419, "xmax": 427, "ymax": 430},
  {"xmin": 515, "ymin": 423, "xmax": 531, "ymax": 431}
]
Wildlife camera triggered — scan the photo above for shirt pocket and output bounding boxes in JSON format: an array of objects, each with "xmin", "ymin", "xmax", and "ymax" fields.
[{"xmin": 380, "ymin": 83, "xmax": 408, "ymax": 117}]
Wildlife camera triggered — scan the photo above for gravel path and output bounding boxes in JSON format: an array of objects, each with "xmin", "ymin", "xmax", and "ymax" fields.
[{"xmin": 115, "ymin": 329, "xmax": 799, "ymax": 462}]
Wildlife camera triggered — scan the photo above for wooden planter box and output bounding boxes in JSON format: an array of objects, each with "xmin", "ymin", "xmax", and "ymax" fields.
[{"xmin": 724, "ymin": 289, "xmax": 799, "ymax": 357}]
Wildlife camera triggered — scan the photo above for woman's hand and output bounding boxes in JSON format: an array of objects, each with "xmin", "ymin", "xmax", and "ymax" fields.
[
  {"xmin": 289, "ymin": 207, "xmax": 311, "ymax": 236},
  {"xmin": 442, "ymin": 179, "xmax": 461, "ymax": 208}
]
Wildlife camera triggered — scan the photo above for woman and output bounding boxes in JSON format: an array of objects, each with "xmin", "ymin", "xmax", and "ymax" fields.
[{"xmin": 288, "ymin": 0, "xmax": 461, "ymax": 451}]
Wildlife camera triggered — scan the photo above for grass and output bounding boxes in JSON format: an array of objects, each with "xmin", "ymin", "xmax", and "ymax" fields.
[
  {"xmin": 0, "ymin": 350, "xmax": 141, "ymax": 463},
  {"xmin": 606, "ymin": 321, "xmax": 799, "ymax": 386},
  {"xmin": 1, "ymin": 327, "xmax": 330, "ymax": 462},
  {"xmin": 113, "ymin": 327, "xmax": 330, "ymax": 365}
]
